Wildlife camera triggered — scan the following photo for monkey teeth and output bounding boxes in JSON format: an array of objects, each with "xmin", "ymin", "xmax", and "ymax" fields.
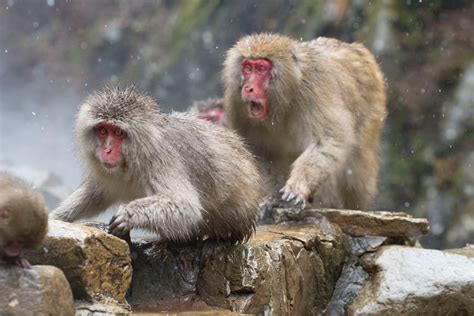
[
  {"xmin": 103, "ymin": 162, "xmax": 119, "ymax": 170},
  {"xmin": 249, "ymin": 101, "xmax": 268, "ymax": 120}
]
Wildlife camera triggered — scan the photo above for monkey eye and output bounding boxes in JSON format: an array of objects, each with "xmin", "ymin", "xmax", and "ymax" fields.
[
  {"xmin": 242, "ymin": 64, "xmax": 252, "ymax": 74},
  {"xmin": 113, "ymin": 127, "xmax": 125, "ymax": 137},
  {"xmin": 97, "ymin": 126, "xmax": 107, "ymax": 135},
  {"xmin": 257, "ymin": 65, "xmax": 267, "ymax": 73}
]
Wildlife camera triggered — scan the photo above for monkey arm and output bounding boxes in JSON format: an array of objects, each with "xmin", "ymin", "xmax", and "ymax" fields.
[
  {"xmin": 109, "ymin": 195, "xmax": 204, "ymax": 242},
  {"xmin": 50, "ymin": 181, "xmax": 111, "ymax": 222},
  {"xmin": 281, "ymin": 137, "xmax": 352, "ymax": 207}
]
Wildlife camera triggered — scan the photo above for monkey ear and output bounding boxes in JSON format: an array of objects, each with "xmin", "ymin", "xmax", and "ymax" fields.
[
  {"xmin": 289, "ymin": 49, "xmax": 304, "ymax": 79},
  {"xmin": 290, "ymin": 50, "xmax": 298, "ymax": 64}
]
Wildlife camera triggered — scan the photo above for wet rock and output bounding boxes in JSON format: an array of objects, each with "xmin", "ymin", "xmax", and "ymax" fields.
[
  {"xmin": 273, "ymin": 208, "xmax": 429, "ymax": 237},
  {"xmin": 25, "ymin": 219, "xmax": 132, "ymax": 306},
  {"xmin": 128, "ymin": 240, "xmax": 202, "ymax": 311},
  {"xmin": 129, "ymin": 219, "xmax": 346, "ymax": 315},
  {"xmin": 0, "ymin": 265, "xmax": 74, "ymax": 316},
  {"xmin": 325, "ymin": 260, "xmax": 370, "ymax": 316},
  {"xmin": 198, "ymin": 223, "xmax": 345, "ymax": 315},
  {"xmin": 75, "ymin": 300, "xmax": 130, "ymax": 315},
  {"xmin": 324, "ymin": 236, "xmax": 387, "ymax": 316},
  {"xmin": 348, "ymin": 246, "xmax": 474, "ymax": 315}
]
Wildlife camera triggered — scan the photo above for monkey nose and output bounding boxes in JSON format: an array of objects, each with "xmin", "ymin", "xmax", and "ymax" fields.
[
  {"xmin": 105, "ymin": 148, "xmax": 112, "ymax": 154},
  {"xmin": 244, "ymin": 86, "xmax": 253, "ymax": 93}
]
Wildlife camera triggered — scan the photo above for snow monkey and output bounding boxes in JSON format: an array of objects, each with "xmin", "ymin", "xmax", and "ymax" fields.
[
  {"xmin": 0, "ymin": 172, "xmax": 48, "ymax": 268},
  {"xmin": 223, "ymin": 33, "xmax": 387, "ymax": 211},
  {"xmin": 50, "ymin": 86, "xmax": 262, "ymax": 244}
]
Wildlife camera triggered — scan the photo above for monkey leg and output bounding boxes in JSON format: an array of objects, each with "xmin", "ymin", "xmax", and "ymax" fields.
[{"xmin": 109, "ymin": 195, "xmax": 204, "ymax": 243}]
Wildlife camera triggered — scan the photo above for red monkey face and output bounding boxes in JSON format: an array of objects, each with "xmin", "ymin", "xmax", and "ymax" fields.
[
  {"xmin": 241, "ymin": 58, "xmax": 272, "ymax": 121},
  {"xmin": 94, "ymin": 123, "xmax": 126, "ymax": 170}
]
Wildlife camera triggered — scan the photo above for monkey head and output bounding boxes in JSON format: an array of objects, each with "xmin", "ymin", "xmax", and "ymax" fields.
[
  {"xmin": 224, "ymin": 33, "xmax": 302, "ymax": 123},
  {"xmin": 75, "ymin": 86, "xmax": 157, "ymax": 176},
  {"xmin": 0, "ymin": 178, "xmax": 48, "ymax": 262}
]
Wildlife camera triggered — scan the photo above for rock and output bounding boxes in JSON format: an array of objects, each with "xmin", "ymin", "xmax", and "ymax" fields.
[
  {"xmin": 273, "ymin": 208, "xmax": 430, "ymax": 237},
  {"xmin": 128, "ymin": 240, "xmax": 202, "ymax": 311},
  {"xmin": 445, "ymin": 244, "xmax": 474, "ymax": 258},
  {"xmin": 25, "ymin": 219, "xmax": 132, "ymax": 306},
  {"xmin": 324, "ymin": 236, "xmax": 387, "ymax": 316},
  {"xmin": 129, "ymin": 218, "xmax": 346, "ymax": 315},
  {"xmin": 0, "ymin": 265, "xmax": 74, "ymax": 316},
  {"xmin": 74, "ymin": 300, "xmax": 131, "ymax": 315},
  {"xmin": 348, "ymin": 246, "xmax": 474, "ymax": 315}
]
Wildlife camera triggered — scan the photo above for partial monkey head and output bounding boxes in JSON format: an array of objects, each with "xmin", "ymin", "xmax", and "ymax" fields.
[{"xmin": 0, "ymin": 172, "xmax": 48, "ymax": 256}]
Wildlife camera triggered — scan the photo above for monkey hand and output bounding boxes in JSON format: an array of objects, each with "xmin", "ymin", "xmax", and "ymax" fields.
[
  {"xmin": 109, "ymin": 206, "xmax": 132, "ymax": 237},
  {"xmin": 279, "ymin": 182, "xmax": 310, "ymax": 210}
]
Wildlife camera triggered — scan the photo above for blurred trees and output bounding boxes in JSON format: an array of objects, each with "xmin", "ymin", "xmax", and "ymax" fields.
[{"xmin": 1, "ymin": 0, "xmax": 473, "ymax": 248}]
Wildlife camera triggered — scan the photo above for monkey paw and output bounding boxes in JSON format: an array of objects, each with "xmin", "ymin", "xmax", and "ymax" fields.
[
  {"xmin": 279, "ymin": 186, "xmax": 308, "ymax": 210},
  {"xmin": 109, "ymin": 207, "xmax": 132, "ymax": 237}
]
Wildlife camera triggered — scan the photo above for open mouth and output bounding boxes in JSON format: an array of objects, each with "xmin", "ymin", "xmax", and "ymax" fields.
[
  {"xmin": 4, "ymin": 241, "xmax": 22, "ymax": 257},
  {"xmin": 248, "ymin": 101, "xmax": 268, "ymax": 121},
  {"xmin": 103, "ymin": 162, "xmax": 120, "ymax": 170}
]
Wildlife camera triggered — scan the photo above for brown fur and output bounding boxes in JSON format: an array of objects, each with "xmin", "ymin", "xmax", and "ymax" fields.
[
  {"xmin": 50, "ymin": 86, "xmax": 262, "ymax": 244},
  {"xmin": 223, "ymin": 34, "xmax": 387, "ymax": 210},
  {"xmin": 0, "ymin": 172, "xmax": 48, "ymax": 265}
]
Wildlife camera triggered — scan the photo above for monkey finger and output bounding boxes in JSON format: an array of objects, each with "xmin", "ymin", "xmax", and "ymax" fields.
[
  {"xmin": 294, "ymin": 196, "xmax": 306, "ymax": 210},
  {"xmin": 110, "ymin": 222, "xmax": 129, "ymax": 237},
  {"xmin": 109, "ymin": 214, "xmax": 118, "ymax": 226},
  {"xmin": 286, "ymin": 192, "xmax": 296, "ymax": 202},
  {"xmin": 108, "ymin": 215, "xmax": 125, "ymax": 233},
  {"xmin": 15, "ymin": 257, "xmax": 32, "ymax": 269}
]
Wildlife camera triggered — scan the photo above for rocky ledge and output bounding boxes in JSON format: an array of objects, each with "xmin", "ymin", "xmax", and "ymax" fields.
[{"xmin": 3, "ymin": 208, "xmax": 473, "ymax": 315}]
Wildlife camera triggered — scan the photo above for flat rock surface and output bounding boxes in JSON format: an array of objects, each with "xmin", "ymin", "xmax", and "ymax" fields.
[
  {"xmin": 25, "ymin": 219, "xmax": 132, "ymax": 305},
  {"xmin": 273, "ymin": 208, "xmax": 429, "ymax": 237},
  {"xmin": 349, "ymin": 246, "xmax": 474, "ymax": 315},
  {"xmin": 0, "ymin": 265, "xmax": 74, "ymax": 316},
  {"xmin": 445, "ymin": 244, "xmax": 474, "ymax": 258},
  {"xmin": 129, "ymin": 218, "xmax": 347, "ymax": 315}
]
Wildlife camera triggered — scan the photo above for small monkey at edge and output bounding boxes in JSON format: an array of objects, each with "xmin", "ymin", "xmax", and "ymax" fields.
[
  {"xmin": 0, "ymin": 172, "xmax": 48, "ymax": 268},
  {"xmin": 50, "ymin": 86, "xmax": 262, "ymax": 244},
  {"xmin": 223, "ymin": 33, "xmax": 387, "ymax": 211}
]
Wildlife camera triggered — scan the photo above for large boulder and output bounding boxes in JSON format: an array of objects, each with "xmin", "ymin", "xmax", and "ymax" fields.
[
  {"xmin": 0, "ymin": 265, "xmax": 74, "ymax": 316},
  {"xmin": 348, "ymin": 246, "xmax": 474, "ymax": 315},
  {"xmin": 25, "ymin": 219, "xmax": 132, "ymax": 307}
]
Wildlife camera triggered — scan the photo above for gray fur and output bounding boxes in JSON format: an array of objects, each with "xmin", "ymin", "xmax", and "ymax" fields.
[
  {"xmin": 224, "ymin": 34, "xmax": 387, "ymax": 210},
  {"xmin": 50, "ymin": 86, "xmax": 262, "ymax": 243}
]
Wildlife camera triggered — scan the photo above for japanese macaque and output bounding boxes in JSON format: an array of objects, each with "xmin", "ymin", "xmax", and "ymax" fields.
[
  {"xmin": 223, "ymin": 33, "xmax": 387, "ymax": 211},
  {"xmin": 190, "ymin": 97, "xmax": 225, "ymax": 125},
  {"xmin": 50, "ymin": 86, "xmax": 262, "ymax": 244},
  {"xmin": 0, "ymin": 172, "xmax": 48, "ymax": 268}
]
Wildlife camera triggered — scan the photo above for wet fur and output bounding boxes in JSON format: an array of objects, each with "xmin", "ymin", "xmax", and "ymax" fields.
[
  {"xmin": 51, "ymin": 87, "xmax": 262, "ymax": 244},
  {"xmin": 224, "ymin": 34, "xmax": 387, "ymax": 210}
]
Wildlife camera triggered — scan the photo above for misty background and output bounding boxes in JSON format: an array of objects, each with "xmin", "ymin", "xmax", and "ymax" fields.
[{"xmin": 0, "ymin": 0, "xmax": 473, "ymax": 249}]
